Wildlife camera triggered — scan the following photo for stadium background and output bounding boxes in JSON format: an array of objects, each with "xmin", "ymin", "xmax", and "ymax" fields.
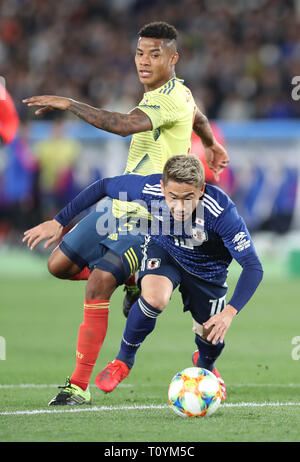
[
  {"xmin": 1, "ymin": 0, "xmax": 300, "ymax": 267},
  {"xmin": 0, "ymin": 0, "xmax": 300, "ymax": 442}
]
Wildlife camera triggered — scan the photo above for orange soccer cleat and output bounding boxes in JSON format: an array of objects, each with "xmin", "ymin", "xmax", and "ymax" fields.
[{"xmin": 95, "ymin": 359, "xmax": 130, "ymax": 393}]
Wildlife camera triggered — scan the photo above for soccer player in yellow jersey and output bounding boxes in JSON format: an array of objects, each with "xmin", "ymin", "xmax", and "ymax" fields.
[
  {"xmin": 23, "ymin": 22, "xmax": 229, "ymax": 405},
  {"xmin": 125, "ymin": 75, "xmax": 195, "ymax": 175},
  {"xmin": 24, "ymin": 22, "xmax": 228, "ymax": 177}
]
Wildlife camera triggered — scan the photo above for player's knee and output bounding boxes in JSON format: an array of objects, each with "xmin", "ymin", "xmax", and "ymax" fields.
[
  {"xmin": 141, "ymin": 275, "xmax": 173, "ymax": 310},
  {"xmin": 85, "ymin": 269, "xmax": 117, "ymax": 300},
  {"xmin": 47, "ymin": 250, "xmax": 78, "ymax": 279},
  {"xmin": 141, "ymin": 292, "xmax": 170, "ymax": 311},
  {"xmin": 47, "ymin": 254, "xmax": 63, "ymax": 278}
]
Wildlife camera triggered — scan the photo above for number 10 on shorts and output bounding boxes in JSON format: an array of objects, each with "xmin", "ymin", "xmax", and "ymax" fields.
[{"xmin": 209, "ymin": 296, "xmax": 226, "ymax": 316}]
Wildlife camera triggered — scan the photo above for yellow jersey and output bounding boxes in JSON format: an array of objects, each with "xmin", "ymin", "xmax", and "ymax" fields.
[
  {"xmin": 124, "ymin": 77, "xmax": 196, "ymax": 175},
  {"xmin": 113, "ymin": 77, "xmax": 196, "ymax": 217}
]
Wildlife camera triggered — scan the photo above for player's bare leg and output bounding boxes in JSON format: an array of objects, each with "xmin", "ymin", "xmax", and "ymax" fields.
[
  {"xmin": 47, "ymin": 247, "xmax": 82, "ymax": 279},
  {"xmin": 85, "ymin": 268, "xmax": 117, "ymax": 300},
  {"xmin": 140, "ymin": 274, "xmax": 173, "ymax": 310}
]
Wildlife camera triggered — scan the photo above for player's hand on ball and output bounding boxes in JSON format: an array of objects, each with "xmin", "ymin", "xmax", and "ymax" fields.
[
  {"xmin": 204, "ymin": 141, "xmax": 230, "ymax": 182},
  {"xmin": 23, "ymin": 219, "xmax": 63, "ymax": 250},
  {"xmin": 203, "ymin": 305, "xmax": 237, "ymax": 344},
  {"xmin": 22, "ymin": 95, "xmax": 71, "ymax": 115}
]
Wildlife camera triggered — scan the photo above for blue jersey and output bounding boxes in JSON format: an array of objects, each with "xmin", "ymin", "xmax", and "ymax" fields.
[{"xmin": 56, "ymin": 173, "xmax": 261, "ymax": 285}]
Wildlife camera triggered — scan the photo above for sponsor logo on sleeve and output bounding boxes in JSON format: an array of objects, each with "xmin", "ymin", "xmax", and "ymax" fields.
[{"xmin": 232, "ymin": 232, "xmax": 251, "ymax": 252}]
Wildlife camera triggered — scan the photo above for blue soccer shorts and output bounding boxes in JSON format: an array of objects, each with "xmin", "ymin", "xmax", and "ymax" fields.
[
  {"xmin": 59, "ymin": 197, "xmax": 146, "ymax": 285},
  {"xmin": 138, "ymin": 237, "xmax": 228, "ymax": 324}
]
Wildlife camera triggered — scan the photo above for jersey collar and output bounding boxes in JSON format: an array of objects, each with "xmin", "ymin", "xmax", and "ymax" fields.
[{"xmin": 144, "ymin": 77, "xmax": 184, "ymax": 96}]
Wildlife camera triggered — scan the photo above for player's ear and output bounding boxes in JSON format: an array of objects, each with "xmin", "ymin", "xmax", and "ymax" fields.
[
  {"xmin": 200, "ymin": 182, "xmax": 206, "ymax": 197},
  {"xmin": 171, "ymin": 52, "xmax": 179, "ymax": 66},
  {"xmin": 160, "ymin": 179, "xmax": 165, "ymax": 194}
]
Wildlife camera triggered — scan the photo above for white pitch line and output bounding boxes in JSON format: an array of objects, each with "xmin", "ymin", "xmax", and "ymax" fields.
[
  {"xmin": 223, "ymin": 402, "xmax": 300, "ymax": 407},
  {"xmin": 0, "ymin": 404, "xmax": 168, "ymax": 416},
  {"xmin": 0, "ymin": 382, "xmax": 300, "ymax": 389},
  {"xmin": 1, "ymin": 402, "xmax": 300, "ymax": 417}
]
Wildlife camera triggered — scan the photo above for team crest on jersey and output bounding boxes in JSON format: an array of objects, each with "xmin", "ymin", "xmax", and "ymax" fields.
[
  {"xmin": 192, "ymin": 228, "xmax": 207, "ymax": 244},
  {"xmin": 147, "ymin": 258, "xmax": 161, "ymax": 270}
]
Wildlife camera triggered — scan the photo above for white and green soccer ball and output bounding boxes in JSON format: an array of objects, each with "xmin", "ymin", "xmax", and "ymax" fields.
[{"xmin": 168, "ymin": 367, "xmax": 222, "ymax": 418}]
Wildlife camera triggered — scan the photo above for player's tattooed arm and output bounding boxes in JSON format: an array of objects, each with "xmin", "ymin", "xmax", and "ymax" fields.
[
  {"xmin": 193, "ymin": 109, "xmax": 215, "ymax": 147},
  {"xmin": 23, "ymin": 95, "xmax": 152, "ymax": 136},
  {"xmin": 193, "ymin": 108, "xmax": 230, "ymax": 181},
  {"xmin": 69, "ymin": 102, "xmax": 152, "ymax": 136}
]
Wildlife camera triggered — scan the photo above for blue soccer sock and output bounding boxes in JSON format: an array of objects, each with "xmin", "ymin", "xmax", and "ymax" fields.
[
  {"xmin": 195, "ymin": 334, "xmax": 225, "ymax": 372},
  {"xmin": 116, "ymin": 296, "xmax": 162, "ymax": 369}
]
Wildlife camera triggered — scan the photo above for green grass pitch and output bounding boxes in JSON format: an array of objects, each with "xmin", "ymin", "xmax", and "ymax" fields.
[{"xmin": 0, "ymin": 252, "xmax": 299, "ymax": 443}]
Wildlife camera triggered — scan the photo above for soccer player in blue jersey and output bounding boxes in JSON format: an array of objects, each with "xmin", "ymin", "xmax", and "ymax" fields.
[
  {"xmin": 24, "ymin": 155, "xmax": 263, "ymax": 401},
  {"xmin": 22, "ymin": 22, "xmax": 229, "ymax": 405}
]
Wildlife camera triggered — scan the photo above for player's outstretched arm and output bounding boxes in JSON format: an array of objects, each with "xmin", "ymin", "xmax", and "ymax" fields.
[
  {"xmin": 23, "ymin": 219, "xmax": 63, "ymax": 250},
  {"xmin": 193, "ymin": 109, "xmax": 230, "ymax": 181},
  {"xmin": 22, "ymin": 96, "xmax": 152, "ymax": 137}
]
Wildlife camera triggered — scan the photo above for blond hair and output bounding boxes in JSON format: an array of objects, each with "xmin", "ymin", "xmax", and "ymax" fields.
[{"xmin": 162, "ymin": 154, "xmax": 205, "ymax": 188}]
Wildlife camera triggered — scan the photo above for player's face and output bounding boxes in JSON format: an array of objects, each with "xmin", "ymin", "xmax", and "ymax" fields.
[
  {"xmin": 135, "ymin": 37, "xmax": 179, "ymax": 91},
  {"xmin": 161, "ymin": 180, "xmax": 205, "ymax": 221}
]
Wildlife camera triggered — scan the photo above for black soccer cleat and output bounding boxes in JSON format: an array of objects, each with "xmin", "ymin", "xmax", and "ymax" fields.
[
  {"xmin": 122, "ymin": 285, "xmax": 140, "ymax": 318},
  {"xmin": 48, "ymin": 377, "xmax": 91, "ymax": 406}
]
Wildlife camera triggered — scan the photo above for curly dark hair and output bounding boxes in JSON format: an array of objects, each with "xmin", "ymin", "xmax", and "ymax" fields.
[{"xmin": 138, "ymin": 22, "xmax": 178, "ymax": 41}]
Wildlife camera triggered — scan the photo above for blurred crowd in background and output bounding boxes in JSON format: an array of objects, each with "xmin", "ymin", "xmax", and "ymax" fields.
[
  {"xmin": 1, "ymin": 0, "xmax": 299, "ymax": 120},
  {"xmin": 0, "ymin": 0, "xmax": 299, "ymax": 247}
]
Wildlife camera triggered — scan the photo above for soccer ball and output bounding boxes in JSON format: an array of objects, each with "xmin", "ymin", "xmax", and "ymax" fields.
[{"xmin": 168, "ymin": 367, "xmax": 222, "ymax": 418}]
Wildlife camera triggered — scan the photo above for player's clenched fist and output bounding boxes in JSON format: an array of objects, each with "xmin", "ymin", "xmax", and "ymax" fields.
[
  {"xmin": 23, "ymin": 219, "xmax": 63, "ymax": 250},
  {"xmin": 204, "ymin": 141, "xmax": 230, "ymax": 182}
]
